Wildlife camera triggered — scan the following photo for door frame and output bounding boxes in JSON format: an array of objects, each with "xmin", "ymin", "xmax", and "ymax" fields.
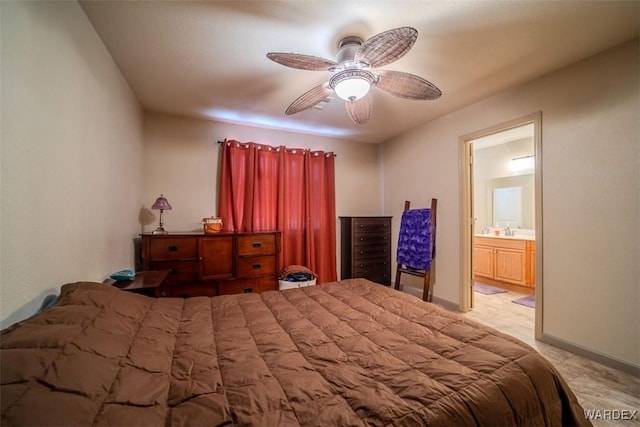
[{"xmin": 459, "ymin": 112, "xmax": 543, "ymax": 339}]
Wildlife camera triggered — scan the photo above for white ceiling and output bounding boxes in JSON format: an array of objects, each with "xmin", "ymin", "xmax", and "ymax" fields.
[{"xmin": 79, "ymin": 1, "xmax": 638, "ymax": 144}]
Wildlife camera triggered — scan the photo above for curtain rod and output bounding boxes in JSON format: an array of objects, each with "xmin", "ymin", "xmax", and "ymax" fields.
[{"xmin": 217, "ymin": 141, "xmax": 336, "ymax": 157}]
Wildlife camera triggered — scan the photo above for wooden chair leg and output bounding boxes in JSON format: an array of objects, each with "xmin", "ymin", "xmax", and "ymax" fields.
[
  {"xmin": 422, "ymin": 270, "xmax": 431, "ymax": 302},
  {"xmin": 394, "ymin": 266, "xmax": 402, "ymax": 290}
]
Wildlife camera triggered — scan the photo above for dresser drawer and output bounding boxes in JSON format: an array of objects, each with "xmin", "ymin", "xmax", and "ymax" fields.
[
  {"xmin": 148, "ymin": 260, "xmax": 198, "ymax": 284},
  {"xmin": 148, "ymin": 237, "xmax": 198, "ymax": 260},
  {"xmin": 353, "ymin": 259, "xmax": 391, "ymax": 276},
  {"xmin": 218, "ymin": 276, "xmax": 276, "ymax": 295},
  {"xmin": 237, "ymin": 255, "xmax": 275, "ymax": 278},
  {"xmin": 237, "ymin": 234, "xmax": 276, "ymax": 256},
  {"xmin": 353, "ymin": 244, "xmax": 390, "ymax": 259},
  {"xmin": 353, "ymin": 233, "xmax": 390, "ymax": 246},
  {"xmin": 352, "ymin": 218, "xmax": 391, "ymax": 233},
  {"xmin": 365, "ymin": 272, "xmax": 391, "ymax": 286}
]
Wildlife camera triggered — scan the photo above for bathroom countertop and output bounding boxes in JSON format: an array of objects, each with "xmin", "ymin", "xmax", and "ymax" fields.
[{"xmin": 474, "ymin": 233, "xmax": 535, "ymax": 241}]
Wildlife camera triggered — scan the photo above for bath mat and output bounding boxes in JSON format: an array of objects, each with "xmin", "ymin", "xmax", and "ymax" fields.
[
  {"xmin": 512, "ymin": 295, "xmax": 535, "ymax": 308},
  {"xmin": 473, "ymin": 282, "xmax": 507, "ymax": 295}
]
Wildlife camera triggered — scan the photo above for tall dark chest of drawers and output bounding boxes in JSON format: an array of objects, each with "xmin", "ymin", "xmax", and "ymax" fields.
[{"xmin": 339, "ymin": 216, "xmax": 392, "ymax": 286}]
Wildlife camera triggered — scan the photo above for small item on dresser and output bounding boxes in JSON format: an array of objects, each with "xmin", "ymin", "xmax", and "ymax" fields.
[
  {"xmin": 109, "ymin": 269, "xmax": 135, "ymax": 281},
  {"xmin": 202, "ymin": 216, "xmax": 223, "ymax": 234}
]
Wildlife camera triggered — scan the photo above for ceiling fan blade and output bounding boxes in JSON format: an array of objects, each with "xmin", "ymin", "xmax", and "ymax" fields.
[
  {"xmin": 267, "ymin": 52, "xmax": 337, "ymax": 71},
  {"xmin": 355, "ymin": 27, "xmax": 418, "ymax": 68},
  {"xmin": 375, "ymin": 70, "xmax": 442, "ymax": 100},
  {"xmin": 345, "ymin": 96, "xmax": 372, "ymax": 125},
  {"xmin": 285, "ymin": 84, "xmax": 333, "ymax": 115}
]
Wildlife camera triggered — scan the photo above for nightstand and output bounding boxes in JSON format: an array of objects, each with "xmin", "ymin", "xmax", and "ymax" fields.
[{"xmin": 107, "ymin": 270, "xmax": 170, "ymax": 297}]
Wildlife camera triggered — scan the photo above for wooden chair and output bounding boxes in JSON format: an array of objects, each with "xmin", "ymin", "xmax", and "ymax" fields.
[{"xmin": 394, "ymin": 198, "xmax": 437, "ymax": 302}]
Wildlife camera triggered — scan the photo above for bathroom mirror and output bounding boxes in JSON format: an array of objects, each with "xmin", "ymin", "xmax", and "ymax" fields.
[
  {"xmin": 487, "ymin": 174, "xmax": 535, "ymax": 229},
  {"xmin": 493, "ymin": 187, "xmax": 521, "ymax": 227}
]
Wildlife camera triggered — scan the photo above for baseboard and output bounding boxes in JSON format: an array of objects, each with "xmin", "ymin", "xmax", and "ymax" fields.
[
  {"xmin": 541, "ymin": 333, "xmax": 640, "ymax": 377},
  {"xmin": 430, "ymin": 295, "xmax": 459, "ymax": 311}
]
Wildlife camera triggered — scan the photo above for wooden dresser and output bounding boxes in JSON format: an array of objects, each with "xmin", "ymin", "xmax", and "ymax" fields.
[
  {"xmin": 339, "ymin": 216, "xmax": 392, "ymax": 286},
  {"xmin": 141, "ymin": 231, "xmax": 280, "ymax": 297}
]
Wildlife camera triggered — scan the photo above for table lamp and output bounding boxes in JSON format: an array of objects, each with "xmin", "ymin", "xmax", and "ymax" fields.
[{"xmin": 151, "ymin": 194, "xmax": 172, "ymax": 234}]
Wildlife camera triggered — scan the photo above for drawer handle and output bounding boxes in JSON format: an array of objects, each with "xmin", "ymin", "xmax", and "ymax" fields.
[
  {"xmin": 169, "ymin": 268, "xmax": 179, "ymax": 275},
  {"xmin": 252, "ymin": 242, "xmax": 262, "ymax": 248},
  {"xmin": 360, "ymin": 250, "xmax": 365, "ymax": 254},
  {"xmin": 168, "ymin": 245, "xmax": 179, "ymax": 252},
  {"xmin": 252, "ymin": 263, "xmax": 262, "ymax": 269},
  {"xmin": 244, "ymin": 288, "xmax": 254, "ymax": 293},
  {"xmin": 359, "ymin": 224, "xmax": 365, "ymax": 228}
]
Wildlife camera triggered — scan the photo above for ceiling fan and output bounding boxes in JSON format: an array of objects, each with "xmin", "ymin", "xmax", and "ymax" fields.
[{"xmin": 267, "ymin": 27, "xmax": 442, "ymax": 125}]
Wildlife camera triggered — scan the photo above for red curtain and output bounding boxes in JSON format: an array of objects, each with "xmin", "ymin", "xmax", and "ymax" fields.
[{"xmin": 218, "ymin": 140, "xmax": 337, "ymax": 283}]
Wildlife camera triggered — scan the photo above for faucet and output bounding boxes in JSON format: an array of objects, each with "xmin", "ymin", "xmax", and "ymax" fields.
[{"xmin": 505, "ymin": 226, "xmax": 514, "ymax": 236}]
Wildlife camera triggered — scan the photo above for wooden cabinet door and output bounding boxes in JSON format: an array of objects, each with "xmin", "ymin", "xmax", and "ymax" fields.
[
  {"xmin": 494, "ymin": 247, "xmax": 526, "ymax": 285},
  {"xmin": 199, "ymin": 236, "xmax": 234, "ymax": 280},
  {"xmin": 473, "ymin": 245, "xmax": 494, "ymax": 279}
]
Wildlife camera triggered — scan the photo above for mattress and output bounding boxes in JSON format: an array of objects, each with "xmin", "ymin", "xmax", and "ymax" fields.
[{"xmin": 0, "ymin": 278, "xmax": 589, "ymax": 426}]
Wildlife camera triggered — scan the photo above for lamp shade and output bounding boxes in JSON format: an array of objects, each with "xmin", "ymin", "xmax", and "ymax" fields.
[
  {"xmin": 334, "ymin": 78, "xmax": 371, "ymax": 101},
  {"xmin": 329, "ymin": 69, "xmax": 376, "ymax": 102},
  {"xmin": 151, "ymin": 194, "xmax": 172, "ymax": 210}
]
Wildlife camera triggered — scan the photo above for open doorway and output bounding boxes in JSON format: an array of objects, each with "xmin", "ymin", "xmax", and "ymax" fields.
[{"xmin": 459, "ymin": 112, "xmax": 543, "ymax": 339}]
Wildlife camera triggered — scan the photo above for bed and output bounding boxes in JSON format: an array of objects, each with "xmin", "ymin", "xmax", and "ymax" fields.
[{"xmin": 1, "ymin": 278, "xmax": 589, "ymax": 426}]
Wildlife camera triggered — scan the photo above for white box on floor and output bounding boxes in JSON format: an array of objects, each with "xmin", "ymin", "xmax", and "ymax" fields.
[{"xmin": 278, "ymin": 278, "xmax": 316, "ymax": 290}]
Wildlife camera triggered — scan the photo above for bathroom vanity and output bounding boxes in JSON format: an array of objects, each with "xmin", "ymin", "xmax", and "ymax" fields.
[{"xmin": 473, "ymin": 235, "xmax": 535, "ymax": 288}]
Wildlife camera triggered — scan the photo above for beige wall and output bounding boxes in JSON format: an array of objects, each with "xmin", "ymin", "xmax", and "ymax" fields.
[
  {"xmin": 0, "ymin": 1, "xmax": 144, "ymax": 328},
  {"xmin": 142, "ymin": 112, "xmax": 383, "ymax": 274},
  {"xmin": 382, "ymin": 40, "xmax": 639, "ymax": 366}
]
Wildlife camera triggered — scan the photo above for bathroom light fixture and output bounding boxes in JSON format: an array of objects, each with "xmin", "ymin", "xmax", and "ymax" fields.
[
  {"xmin": 151, "ymin": 194, "xmax": 172, "ymax": 234},
  {"xmin": 509, "ymin": 155, "xmax": 534, "ymax": 173}
]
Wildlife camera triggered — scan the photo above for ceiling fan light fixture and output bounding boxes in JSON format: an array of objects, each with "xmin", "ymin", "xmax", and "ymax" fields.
[
  {"xmin": 268, "ymin": 27, "xmax": 441, "ymax": 125},
  {"xmin": 330, "ymin": 70, "xmax": 375, "ymax": 101}
]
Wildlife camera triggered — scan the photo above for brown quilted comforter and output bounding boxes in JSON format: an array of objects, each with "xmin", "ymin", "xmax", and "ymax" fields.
[{"xmin": 1, "ymin": 278, "xmax": 589, "ymax": 426}]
